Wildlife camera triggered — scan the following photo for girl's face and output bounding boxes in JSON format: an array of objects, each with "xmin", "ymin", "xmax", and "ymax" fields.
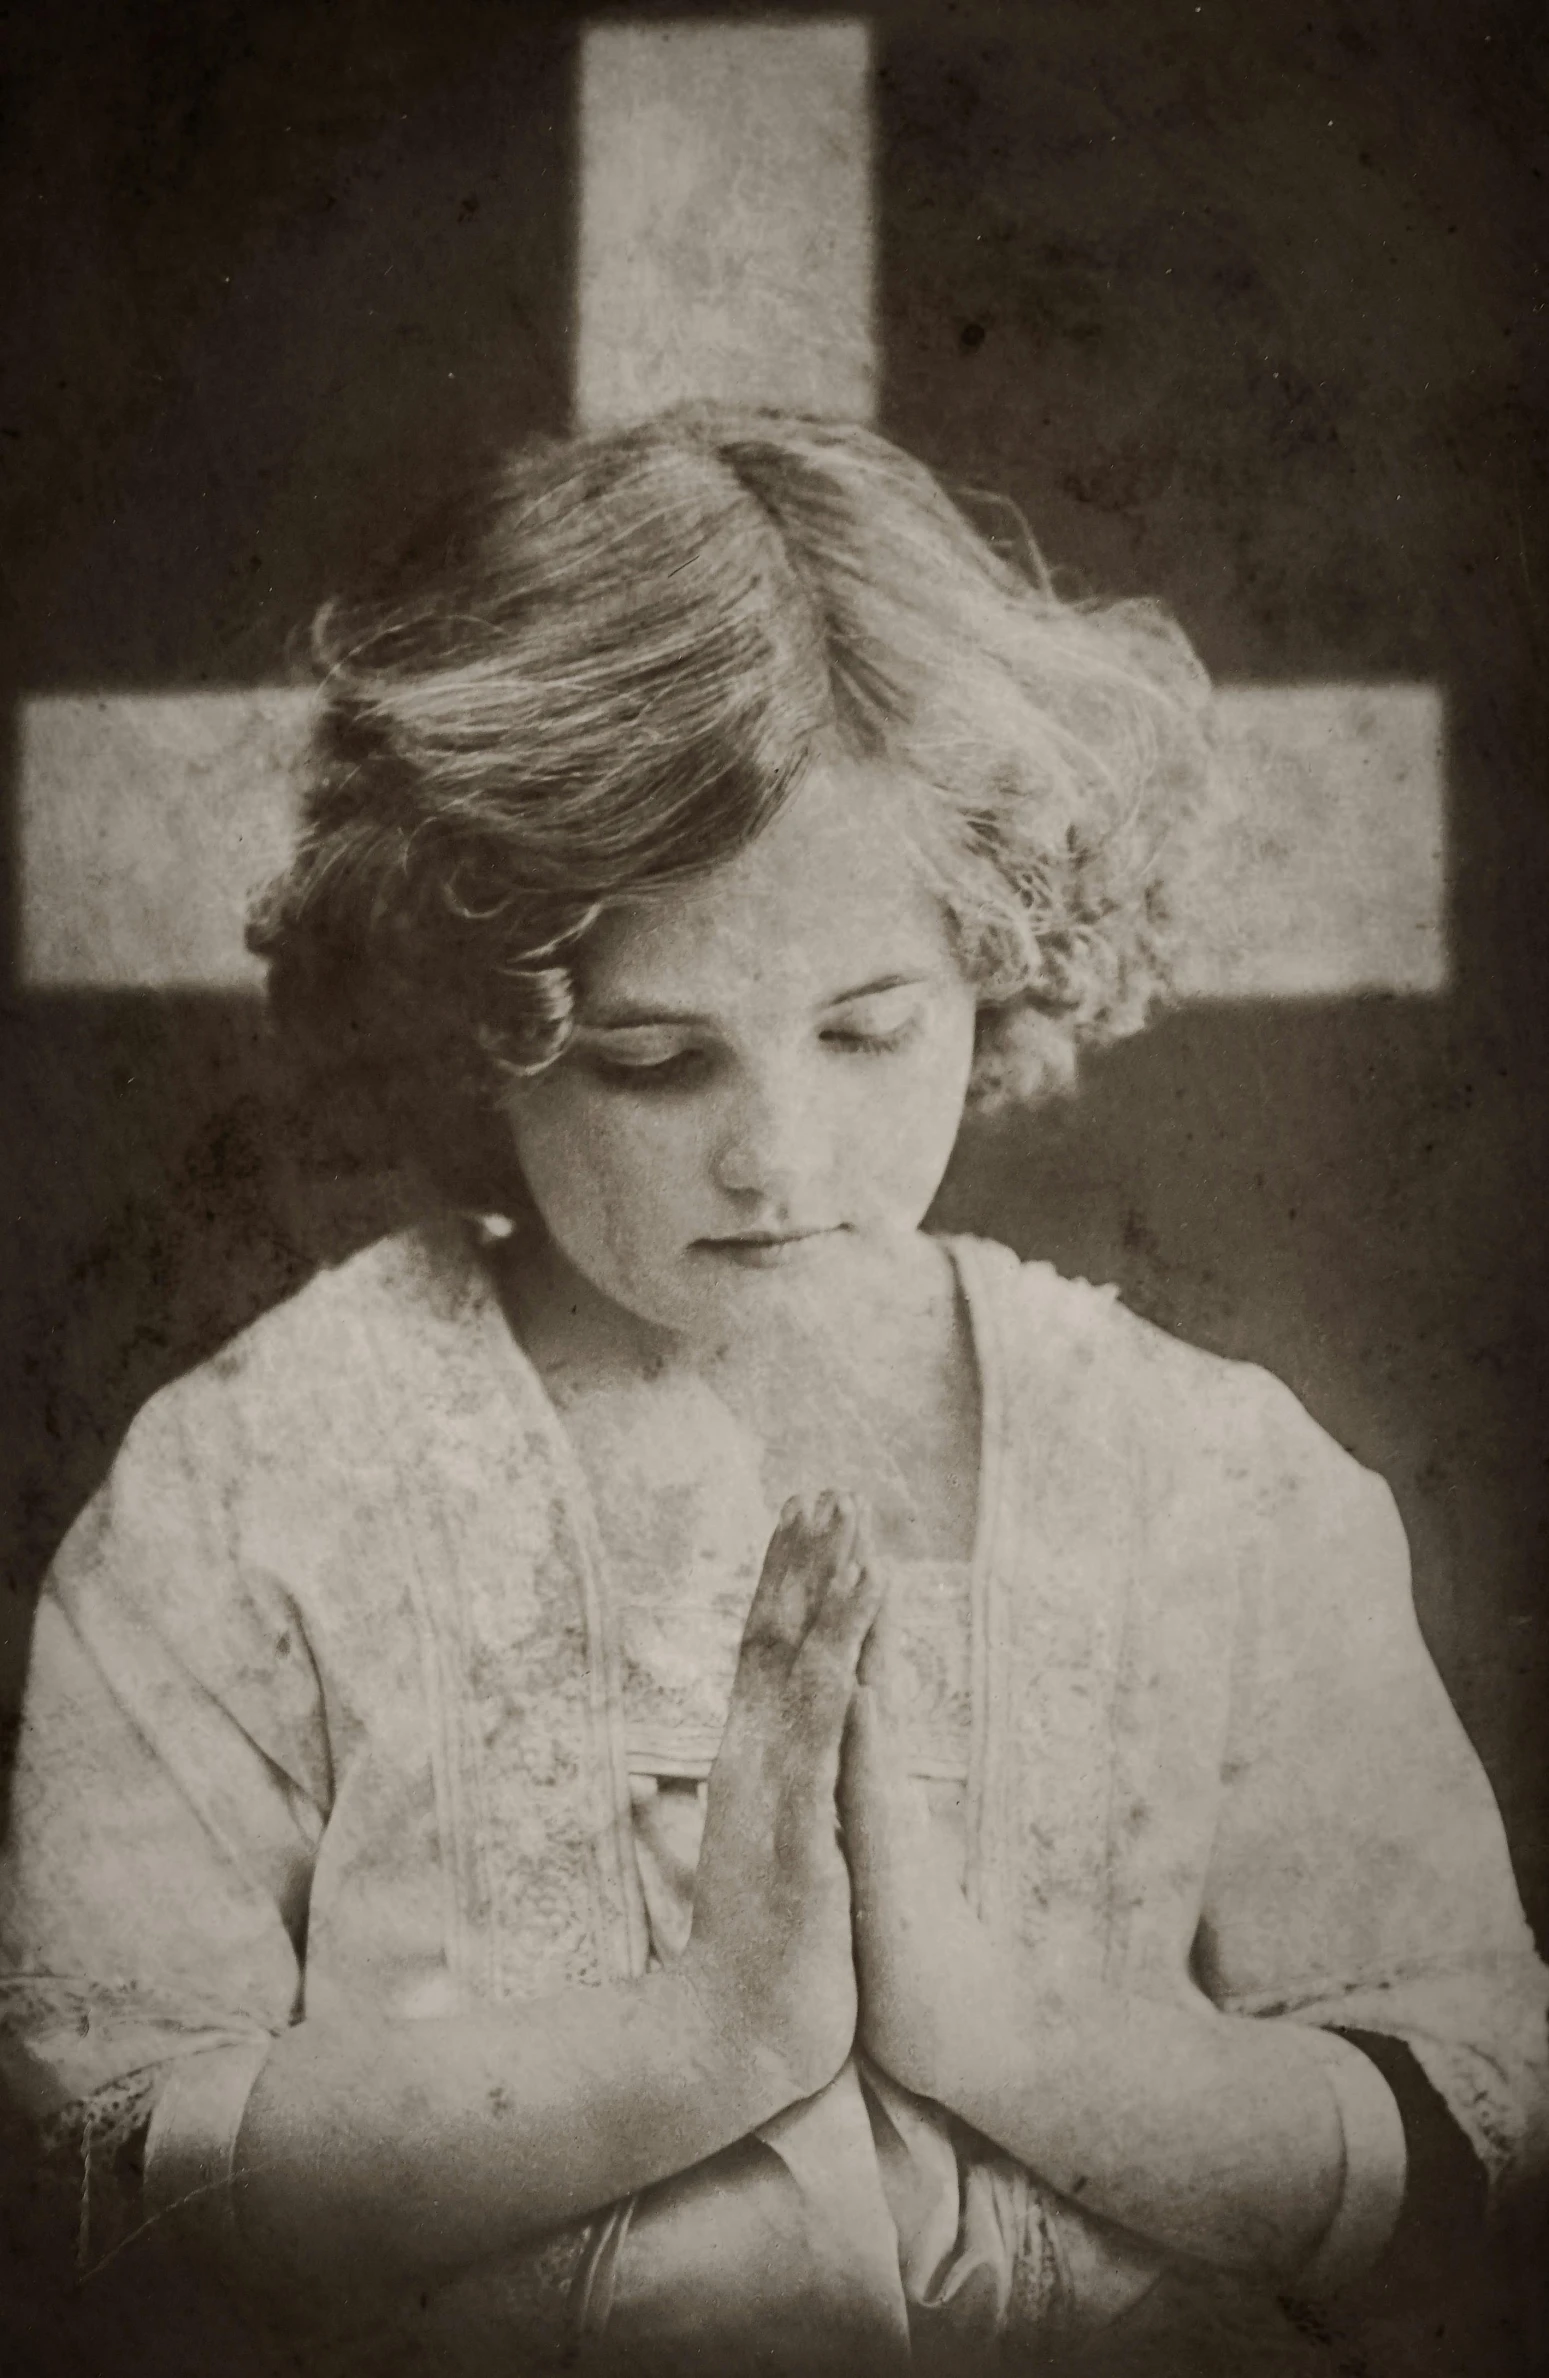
[{"xmin": 503, "ymin": 762, "xmax": 979, "ymax": 1344}]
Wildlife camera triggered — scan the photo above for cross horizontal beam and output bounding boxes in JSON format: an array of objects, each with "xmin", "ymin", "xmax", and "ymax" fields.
[{"xmin": 16, "ymin": 679, "xmax": 1445, "ymax": 998}]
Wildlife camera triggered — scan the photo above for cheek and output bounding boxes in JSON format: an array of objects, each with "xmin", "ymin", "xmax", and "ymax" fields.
[
  {"xmin": 843, "ymin": 1018, "xmax": 975, "ymax": 1201},
  {"xmin": 506, "ymin": 1081, "xmax": 707, "ymax": 1259}
]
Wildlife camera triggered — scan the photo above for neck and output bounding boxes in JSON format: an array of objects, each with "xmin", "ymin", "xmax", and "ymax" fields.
[
  {"xmin": 498, "ymin": 1222, "xmax": 951, "ymax": 1401},
  {"xmin": 499, "ymin": 1226, "xmax": 680, "ymax": 1388}
]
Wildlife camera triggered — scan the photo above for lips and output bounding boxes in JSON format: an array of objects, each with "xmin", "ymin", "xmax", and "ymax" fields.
[{"xmin": 696, "ymin": 1226, "xmax": 843, "ymax": 1270}]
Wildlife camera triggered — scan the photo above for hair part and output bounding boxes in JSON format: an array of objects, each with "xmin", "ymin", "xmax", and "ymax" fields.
[{"xmin": 249, "ymin": 406, "xmax": 1213, "ymax": 1211}]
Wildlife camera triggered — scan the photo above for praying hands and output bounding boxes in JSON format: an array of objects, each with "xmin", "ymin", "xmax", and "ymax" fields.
[
  {"xmin": 838, "ymin": 1542, "xmax": 1009, "ymax": 2105},
  {"xmin": 819, "ymin": 1504, "xmax": 1350, "ymax": 2284}
]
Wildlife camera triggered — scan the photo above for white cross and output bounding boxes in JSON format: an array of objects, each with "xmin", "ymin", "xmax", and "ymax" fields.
[{"xmin": 17, "ymin": 19, "xmax": 1446, "ymax": 1000}]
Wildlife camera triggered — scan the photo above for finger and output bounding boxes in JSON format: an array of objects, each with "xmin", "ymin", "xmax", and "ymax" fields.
[
  {"xmin": 805, "ymin": 1489, "xmax": 858, "ymax": 1619},
  {"xmin": 809, "ymin": 1500, "xmax": 886, "ymax": 1668},
  {"xmin": 843, "ymin": 1679, "xmax": 926, "ymax": 1868},
  {"xmin": 766, "ymin": 1488, "xmax": 855, "ymax": 1643},
  {"xmin": 838, "ymin": 1686, "xmax": 889, "ymax": 1878},
  {"xmin": 796, "ymin": 1550, "xmax": 888, "ymax": 1746},
  {"xmin": 856, "ymin": 1589, "xmax": 903, "ymax": 1722},
  {"xmin": 740, "ymin": 1488, "xmax": 853, "ymax": 1662},
  {"xmin": 739, "ymin": 1495, "xmax": 816, "ymax": 1656},
  {"xmin": 840, "ymin": 1683, "xmax": 884, "ymax": 1806}
]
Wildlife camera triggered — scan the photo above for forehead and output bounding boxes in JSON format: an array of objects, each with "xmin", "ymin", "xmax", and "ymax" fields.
[{"xmin": 579, "ymin": 764, "xmax": 954, "ymax": 1009}]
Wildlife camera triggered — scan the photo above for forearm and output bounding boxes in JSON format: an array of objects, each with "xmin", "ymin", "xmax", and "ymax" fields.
[
  {"xmin": 230, "ymin": 1495, "xmax": 878, "ymax": 2321},
  {"xmin": 234, "ymin": 1962, "xmax": 797, "ymax": 2308},
  {"xmin": 932, "ymin": 1950, "xmax": 1348, "ymax": 2278}
]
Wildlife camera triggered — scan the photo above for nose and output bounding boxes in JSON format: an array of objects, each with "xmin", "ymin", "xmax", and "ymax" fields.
[{"xmin": 711, "ymin": 1058, "xmax": 824, "ymax": 1206}]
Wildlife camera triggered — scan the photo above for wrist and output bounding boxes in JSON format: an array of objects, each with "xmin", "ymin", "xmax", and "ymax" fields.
[
  {"xmin": 862, "ymin": 1891, "xmax": 1012, "ymax": 2109},
  {"xmin": 928, "ymin": 1917, "xmax": 1022, "ymax": 2107},
  {"xmin": 667, "ymin": 1949, "xmax": 838, "ymax": 2125}
]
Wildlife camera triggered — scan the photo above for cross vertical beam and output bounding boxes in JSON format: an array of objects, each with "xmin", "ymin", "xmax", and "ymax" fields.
[{"xmin": 577, "ymin": 21, "xmax": 874, "ymax": 428}]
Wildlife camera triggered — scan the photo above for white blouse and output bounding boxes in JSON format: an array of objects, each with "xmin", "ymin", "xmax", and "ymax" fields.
[{"xmin": 1, "ymin": 1219, "xmax": 1543, "ymax": 2370}]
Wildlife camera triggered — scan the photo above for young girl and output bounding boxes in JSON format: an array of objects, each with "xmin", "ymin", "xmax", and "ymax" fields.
[{"xmin": 1, "ymin": 410, "xmax": 1544, "ymax": 2376}]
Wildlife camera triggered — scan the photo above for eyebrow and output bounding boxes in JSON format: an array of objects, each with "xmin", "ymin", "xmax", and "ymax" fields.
[{"xmin": 580, "ymin": 972, "xmax": 928, "ymax": 1033}]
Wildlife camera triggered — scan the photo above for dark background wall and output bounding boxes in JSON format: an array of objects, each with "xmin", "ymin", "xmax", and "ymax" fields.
[
  {"xmin": 877, "ymin": 0, "xmax": 1549, "ymax": 1923},
  {"xmin": 2, "ymin": 0, "xmax": 1546, "ymax": 2362}
]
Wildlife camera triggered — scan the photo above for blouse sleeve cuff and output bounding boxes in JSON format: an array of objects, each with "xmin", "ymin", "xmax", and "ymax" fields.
[
  {"xmin": 142, "ymin": 2035, "xmax": 277, "ymax": 2258},
  {"xmin": 1291, "ymin": 2027, "xmax": 1409, "ymax": 2293}
]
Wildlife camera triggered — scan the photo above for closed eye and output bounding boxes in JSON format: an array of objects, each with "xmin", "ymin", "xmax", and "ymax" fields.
[
  {"xmin": 820, "ymin": 1017, "xmax": 922, "ymax": 1058},
  {"xmin": 819, "ymin": 984, "xmax": 927, "ymax": 1056},
  {"xmin": 574, "ymin": 983, "xmax": 930, "ymax": 1088},
  {"xmin": 583, "ymin": 1045, "xmax": 713, "ymax": 1092}
]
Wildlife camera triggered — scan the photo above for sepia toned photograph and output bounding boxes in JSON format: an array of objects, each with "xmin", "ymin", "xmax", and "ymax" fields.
[{"xmin": 2, "ymin": 5, "xmax": 1545, "ymax": 2373}]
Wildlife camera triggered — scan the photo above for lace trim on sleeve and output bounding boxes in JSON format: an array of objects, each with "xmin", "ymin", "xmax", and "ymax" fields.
[{"xmin": 35, "ymin": 2069, "xmax": 160, "ymax": 2274}]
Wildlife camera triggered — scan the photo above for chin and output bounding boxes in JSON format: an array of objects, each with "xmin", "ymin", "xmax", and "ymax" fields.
[
  {"xmin": 580, "ymin": 1222, "xmax": 932, "ymax": 1343},
  {"xmin": 693, "ymin": 1223, "xmax": 923, "ymax": 1313}
]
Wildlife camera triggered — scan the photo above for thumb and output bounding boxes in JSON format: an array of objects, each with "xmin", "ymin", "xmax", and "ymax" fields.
[{"xmin": 856, "ymin": 1594, "xmax": 905, "ymax": 1730}]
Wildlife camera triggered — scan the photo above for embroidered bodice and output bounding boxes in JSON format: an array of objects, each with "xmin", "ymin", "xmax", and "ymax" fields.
[
  {"xmin": 624, "ymin": 1556, "xmax": 974, "ymax": 1970},
  {"xmin": 1, "ymin": 1219, "xmax": 1542, "ymax": 2371}
]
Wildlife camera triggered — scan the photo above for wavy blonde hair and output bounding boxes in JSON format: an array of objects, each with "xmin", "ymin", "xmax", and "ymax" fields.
[{"xmin": 250, "ymin": 407, "xmax": 1212, "ymax": 1209}]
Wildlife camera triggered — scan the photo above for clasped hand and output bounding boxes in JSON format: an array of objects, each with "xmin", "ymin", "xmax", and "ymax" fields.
[
  {"xmin": 683, "ymin": 1491, "xmax": 1001, "ymax": 2115},
  {"xmin": 685, "ymin": 1498, "xmax": 1342, "ymax": 2282}
]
